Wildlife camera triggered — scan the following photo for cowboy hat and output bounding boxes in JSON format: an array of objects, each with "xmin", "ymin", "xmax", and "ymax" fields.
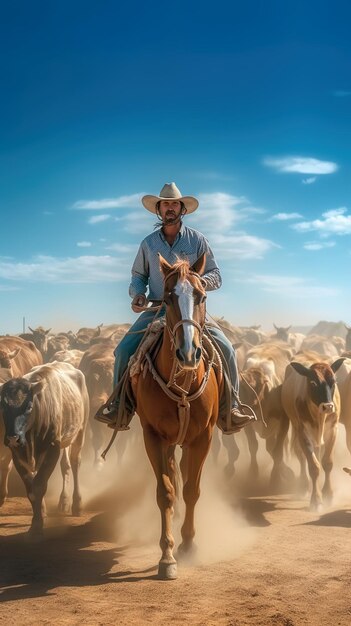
[{"xmin": 141, "ymin": 182, "xmax": 199, "ymax": 214}]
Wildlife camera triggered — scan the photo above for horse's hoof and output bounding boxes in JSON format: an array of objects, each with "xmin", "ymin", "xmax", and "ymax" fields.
[
  {"xmin": 176, "ymin": 542, "xmax": 198, "ymax": 564},
  {"xmin": 158, "ymin": 560, "xmax": 177, "ymax": 580}
]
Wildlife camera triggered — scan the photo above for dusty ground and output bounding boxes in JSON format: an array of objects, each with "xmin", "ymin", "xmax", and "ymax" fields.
[{"xmin": 1, "ymin": 424, "xmax": 351, "ymax": 626}]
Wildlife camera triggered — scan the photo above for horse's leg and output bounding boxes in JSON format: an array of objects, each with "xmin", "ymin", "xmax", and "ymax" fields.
[
  {"xmin": 180, "ymin": 446, "xmax": 189, "ymax": 485},
  {"xmin": 178, "ymin": 427, "xmax": 212, "ymax": 556},
  {"xmin": 143, "ymin": 427, "xmax": 177, "ymax": 580}
]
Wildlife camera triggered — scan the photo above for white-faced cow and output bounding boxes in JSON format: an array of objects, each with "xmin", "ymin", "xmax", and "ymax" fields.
[
  {"xmin": 0, "ymin": 361, "xmax": 89, "ymax": 538},
  {"xmin": 281, "ymin": 357, "xmax": 344, "ymax": 510}
]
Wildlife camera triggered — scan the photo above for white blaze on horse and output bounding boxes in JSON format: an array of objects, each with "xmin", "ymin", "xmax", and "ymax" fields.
[
  {"xmin": 131, "ymin": 253, "xmax": 221, "ymax": 579},
  {"xmin": 0, "ymin": 361, "xmax": 89, "ymax": 538}
]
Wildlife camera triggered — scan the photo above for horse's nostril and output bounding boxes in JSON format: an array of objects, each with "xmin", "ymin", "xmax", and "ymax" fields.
[
  {"xmin": 195, "ymin": 347, "xmax": 202, "ymax": 360},
  {"xmin": 176, "ymin": 349, "xmax": 184, "ymax": 362}
]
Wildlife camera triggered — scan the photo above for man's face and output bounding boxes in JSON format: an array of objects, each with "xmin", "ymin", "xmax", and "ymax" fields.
[{"xmin": 158, "ymin": 200, "xmax": 182, "ymax": 224}]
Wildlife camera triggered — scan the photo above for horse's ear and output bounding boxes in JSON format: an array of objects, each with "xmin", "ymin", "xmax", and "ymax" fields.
[
  {"xmin": 158, "ymin": 253, "xmax": 173, "ymax": 277},
  {"xmin": 191, "ymin": 253, "xmax": 206, "ymax": 276}
]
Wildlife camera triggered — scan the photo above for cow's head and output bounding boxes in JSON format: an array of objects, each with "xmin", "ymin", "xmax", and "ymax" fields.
[
  {"xmin": 273, "ymin": 324, "xmax": 291, "ymax": 342},
  {"xmin": 0, "ymin": 377, "xmax": 46, "ymax": 448},
  {"xmin": 28, "ymin": 326, "xmax": 51, "ymax": 356},
  {"xmin": 290, "ymin": 358, "xmax": 345, "ymax": 415}
]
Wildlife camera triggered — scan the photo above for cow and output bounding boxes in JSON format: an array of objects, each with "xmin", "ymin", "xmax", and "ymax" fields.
[
  {"xmin": 271, "ymin": 324, "xmax": 305, "ymax": 352},
  {"xmin": 0, "ymin": 361, "xmax": 89, "ymax": 538},
  {"xmin": 244, "ymin": 342, "xmax": 294, "ymax": 385},
  {"xmin": 78, "ymin": 336, "xmax": 116, "ymax": 466},
  {"xmin": 19, "ymin": 326, "xmax": 51, "ymax": 360},
  {"xmin": 345, "ymin": 325, "xmax": 351, "ymax": 352},
  {"xmin": 49, "ymin": 349, "xmax": 84, "ymax": 368},
  {"xmin": 73, "ymin": 324, "xmax": 103, "ymax": 351},
  {"xmin": 221, "ymin": 366, "xmax": 293, "ymax": 491},
  {"xmin": 335, "ymin": 357, "xmax": 351, "ymax": 462},
  {"xmin": 300, "ymin": 335, "xmax": 342, "ymax": 359},
  {"xmin": 0, "ymin": 336, "xmax": 42, "ymax": 506},
  {"xmin": 281, "ymin": 357, "xmax": 344, "ymax": 510}
]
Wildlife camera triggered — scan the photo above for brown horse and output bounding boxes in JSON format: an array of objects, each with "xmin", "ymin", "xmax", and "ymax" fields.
[{"xmin": 131, "ymin": 252, "xmax": 221, "ymax": 580}]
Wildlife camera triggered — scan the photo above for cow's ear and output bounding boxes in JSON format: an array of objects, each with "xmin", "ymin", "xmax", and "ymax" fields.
[
  {"xmin": 31, "ymin": 380, "xmax": 47, "ymax": 397},
  {"xmin": 191, "ymin": 253, "xmax": 206, "ymax": 276},
  {"xmin": 331, "ymin": 357, "xmax": 346, "ymax": 373},
  {"xmin": 290, "ymin": 362, "xmax": 311, "ymax": 377},
  {"xmin": 45, "ymin": 328, "xmax": 52, "ymax": 335}
]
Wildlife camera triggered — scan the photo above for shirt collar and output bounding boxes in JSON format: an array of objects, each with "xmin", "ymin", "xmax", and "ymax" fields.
[{"xmin": 158, "ymin": 222, "xmax": 185, "ymax": 243}]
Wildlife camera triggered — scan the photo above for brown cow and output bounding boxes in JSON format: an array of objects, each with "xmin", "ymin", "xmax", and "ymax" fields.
[
  {"xmin": 281, "ymin": 357, "xmax": 344, "ymax": 510},
  {"xmin": 79, "ymin": 337, "xmax": 116, "ymax": 465},
  {"xmin": 0, "ymin": 361, "xmax": 89, "ymax": 538},
  {"xmin": 221, "ymin": 367, "xmax": 293, "ymax": 491}
]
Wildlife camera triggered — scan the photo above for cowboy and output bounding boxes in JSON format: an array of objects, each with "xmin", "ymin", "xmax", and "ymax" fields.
[{"xmin": 101, "ymin": 182, "xmax": 256, "ymax": 432}]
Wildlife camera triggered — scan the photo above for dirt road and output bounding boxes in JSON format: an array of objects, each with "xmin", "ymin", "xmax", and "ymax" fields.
[{"xmin": 1, "ymin": 428, "xmax": 351, "ymax": 626}]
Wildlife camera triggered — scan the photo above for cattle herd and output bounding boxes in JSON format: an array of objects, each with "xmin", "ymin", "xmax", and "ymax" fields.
[{"xmin": 1, "ymin": 319, "xmax": 351, "ymax": 538}]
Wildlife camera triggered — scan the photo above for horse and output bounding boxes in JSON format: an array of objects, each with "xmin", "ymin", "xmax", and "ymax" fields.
[{"xmin": 131, "ymin": 252, "xmax": 222, "ymax": 580}]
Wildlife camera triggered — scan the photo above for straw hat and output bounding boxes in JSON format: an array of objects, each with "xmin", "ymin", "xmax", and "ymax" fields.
[{"xmin": 142, "ymin": 182, "xmax": 199, "ymax": 214}]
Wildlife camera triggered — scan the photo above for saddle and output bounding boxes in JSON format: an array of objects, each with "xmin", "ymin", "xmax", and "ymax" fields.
[{"xmin": 94, "ymin": 319, "xmax": 231, "ymax": 432}]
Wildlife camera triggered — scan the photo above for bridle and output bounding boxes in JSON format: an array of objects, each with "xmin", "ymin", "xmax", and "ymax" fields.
[{"xmin": 142, "ymin": 267, "xmax": 214, "ymax": 445}]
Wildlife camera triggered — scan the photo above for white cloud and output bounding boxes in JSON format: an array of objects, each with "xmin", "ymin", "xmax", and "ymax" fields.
[
  {"xmin": 88, "ymin": 214, "xmax": 111, "ymax": 224},
  {"xmin": 105, "ymin": 243, "xmax": 138, "ymax": 254},
  {"xmin": 270, "ymin": 212, "xmax": 303, "ymax": 221},
  {"xmin": 304, "ymin": 241, "xmax": 336, "ymax": 251},
  {"xmin": 263, "ymin": 156, "xmax": 338, "ymax": 175},
  {"xmin": 77, "ymin": 241, "xmax": 92, "ymax": 247},
  {"xmin": 115, "ymin": 210, "xmax": 154, "ymax": 234},
  {"xmin": 210, "ymin": 233, "xmax": 279, "ymax": 260},
  {"xmin": 187, "ymin": 192, "xmax": 261, "ymax": 234},
  {"xmin": 240, "ymin": 274, "xmax": 338, "ymax": 298},
  {"xmin": 302, "ymin": 177, "xmax": 317, "ymax": 185},
  {"xmin": 0, "ymin": 256, "xmax": 129, "ymax": 284},
  {"xmin": 292, "ymin": 207, "xmax": 351, "ymax": 235},
  {"xmin": 72, "ymin": 193, "xmax": 144, "ymax": 210}
]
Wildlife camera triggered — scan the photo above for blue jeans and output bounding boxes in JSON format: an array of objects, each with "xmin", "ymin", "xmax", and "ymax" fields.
[{"xmin": 114, "ymin": 311, "xmax": 239, "ymax": 408}]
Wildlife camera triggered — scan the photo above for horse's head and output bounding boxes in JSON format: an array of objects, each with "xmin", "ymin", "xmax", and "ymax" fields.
[{"xmin": 159, "ymin": 253, "xmax": 207, "ymax": 370}]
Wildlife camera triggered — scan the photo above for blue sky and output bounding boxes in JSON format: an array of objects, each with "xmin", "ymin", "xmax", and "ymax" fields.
[{"xmin": 1, "ymin": 1, "xmax": 351, "ymax": 334}]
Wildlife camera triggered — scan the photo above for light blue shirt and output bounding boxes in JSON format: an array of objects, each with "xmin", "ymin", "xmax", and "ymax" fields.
[{"xmin": 129, "ymin": 223, "xmax": 222, "ymax": 301}]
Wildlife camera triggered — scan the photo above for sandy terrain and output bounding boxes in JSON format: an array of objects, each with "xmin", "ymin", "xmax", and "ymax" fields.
[{"xmin": 1, "ymin": 423, "xmax": 351, "ymax": 626}]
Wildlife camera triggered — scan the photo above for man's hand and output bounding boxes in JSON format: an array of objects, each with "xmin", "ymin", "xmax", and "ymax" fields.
[{"xmin": 131, "ymin": 294, "xmax": 147, "ymax": 313}]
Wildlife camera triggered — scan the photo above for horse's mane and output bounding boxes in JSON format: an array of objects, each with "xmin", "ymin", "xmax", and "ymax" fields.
[
  {"xmin": 171, "ymin": 258, "xmax": 191, "ymax": 279},
  {"xmin": 165, "ymin": 258, "xmax": 206, "ymax": 296}
]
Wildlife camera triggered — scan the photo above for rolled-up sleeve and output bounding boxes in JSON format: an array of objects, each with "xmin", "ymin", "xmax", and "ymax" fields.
[
  {"xmin": 129, "ymin": 243, "xmax": 149, "ymax": 298},
  {"xmin": 199, "ymin": 237, "xmax": 222, "ymax": 291}
]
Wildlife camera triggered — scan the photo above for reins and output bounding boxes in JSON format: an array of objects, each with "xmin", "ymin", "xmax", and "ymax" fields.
[{"xmin": 101, "ymin": 268, "xmax": 214, "ymax": 457}]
